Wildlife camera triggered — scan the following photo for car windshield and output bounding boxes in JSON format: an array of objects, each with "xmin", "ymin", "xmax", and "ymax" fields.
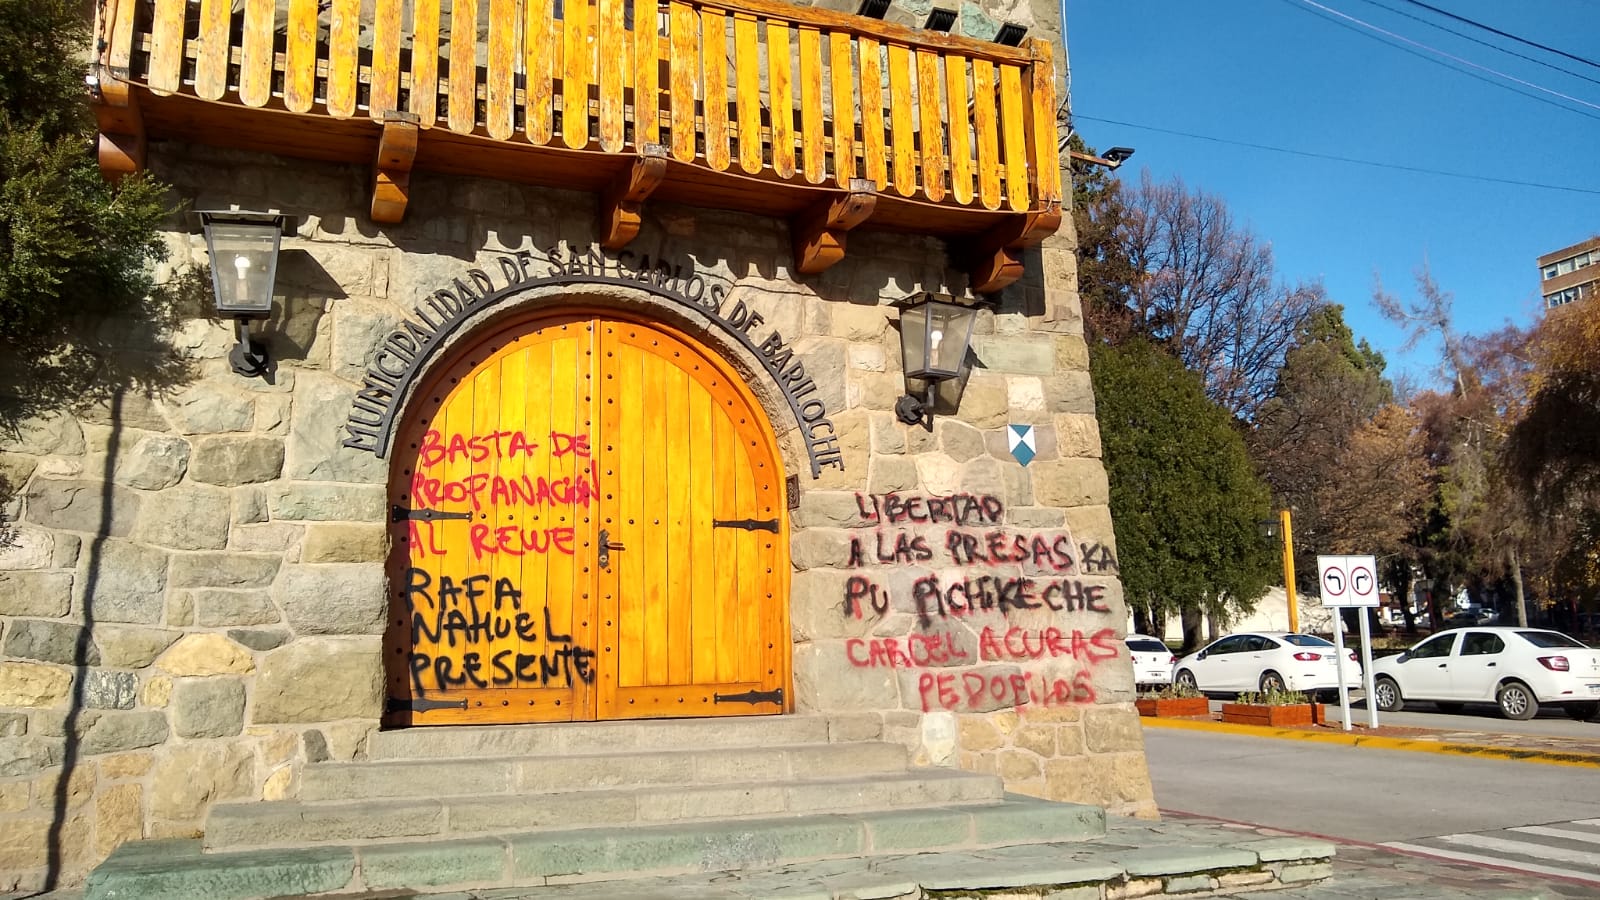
[
  {"xmin": 1516, "ymin": 631, "xmax": 1588, "ymax": 649},
  {"xmin": 1126, "ymin": 639, "xmax": 1168, "ymax": 653},
  {"xmin": 1281, "ymin": 634, "xmax": 1334, "ymax": 647}
]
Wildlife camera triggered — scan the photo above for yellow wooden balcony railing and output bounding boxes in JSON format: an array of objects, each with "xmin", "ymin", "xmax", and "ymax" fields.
[{"xmin": 92, "ymin": 0, "xmax": 1062, "ymax": 288}]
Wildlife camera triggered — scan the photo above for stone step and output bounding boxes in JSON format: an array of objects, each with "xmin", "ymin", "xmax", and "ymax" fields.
[
  {"xmin": 301, "ymin": 741, "xmax": 911, "ymax": 801},
  {"xmin": 367, "ymin": 714, "xmax": 835, "ymax": 760},
  {"xmin": 204, "ymin": 769, "xmax": 1005, "ymax": 850},
  {"xmin": 90, "ymin": 798, "xmax": 1134, "ymax": 900}
]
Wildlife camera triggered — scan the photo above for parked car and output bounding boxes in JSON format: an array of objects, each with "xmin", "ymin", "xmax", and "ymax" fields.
[
  {"xmin": 1172, "ymin": 632, "xmax": 1362, "ymax": 699},
  {"xmin": 1125, "ymin": 634, "xmax": 1175, "ymax": 689},
  {"xmin": 1444, "ymin": 608, "xmax": 1496, "ymax": 628},
  {"xmin": 1371, "ymin": 627, "xmax": 1600, "ymax": 721}
]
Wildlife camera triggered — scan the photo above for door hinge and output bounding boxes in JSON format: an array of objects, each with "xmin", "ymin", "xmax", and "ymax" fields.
[
  {"xmin": 713, "ymin": 518, "xmax": 779, "ymax": 533},
  {"xmin": 713, "ymin": 688, "xmax": 784, "ymax": 706},
  {"xmin": 391, "ymin": 505, "xmax": 473, "ymax": 523},
  {"xmin": 387, "ymin": 696, "xmax": 468, "ymax": 713}
]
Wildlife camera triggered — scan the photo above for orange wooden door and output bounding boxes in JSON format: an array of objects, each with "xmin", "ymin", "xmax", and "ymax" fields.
[{"xmin": 385, "ymin": 311, "xmax": 789, "ymax": 726}]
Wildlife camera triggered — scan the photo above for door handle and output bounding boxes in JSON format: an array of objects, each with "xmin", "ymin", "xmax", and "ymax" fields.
[
  {"xmin": 1486, "ymin": 662, "xmax": 1496, "ymax": 667},
  {"xmin": 597, "ymin": 529, "xmax": 626, "ymax": 572}
]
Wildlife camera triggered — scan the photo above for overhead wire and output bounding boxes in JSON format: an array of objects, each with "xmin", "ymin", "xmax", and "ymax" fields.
[
  {"xmin": 1070, "ymin": 113, "xmax": 1600, "ymax": 196},
  {"xmin": 1347, "ymin": 0, "xmax": 1600, "ymax": 89},
  {"xmin": 1393, "ymin": 0, "xmax": 1600, "ymax": 72}
]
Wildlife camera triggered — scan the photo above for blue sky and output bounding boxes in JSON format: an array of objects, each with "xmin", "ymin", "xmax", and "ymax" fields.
[{"xmin": 1063, "ymin": 0, "xmax": 1599, "ymax": 389}]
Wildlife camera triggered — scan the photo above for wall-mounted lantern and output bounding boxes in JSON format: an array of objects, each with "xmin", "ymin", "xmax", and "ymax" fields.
[
  {"xmin": 199, "ymin": 210, "xmax": 290, "ymax": 378},
  {"xmin": 895, "ymin": 292, "xmax": 977, "ymax": 430}
]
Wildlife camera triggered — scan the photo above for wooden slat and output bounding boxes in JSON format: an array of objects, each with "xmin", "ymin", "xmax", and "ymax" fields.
[
  {"xmin": 691, "ymin": 0, "xmax": 1033, "ymax": 63},
  {"xmin": 108, "ymin": 0, "xmax": 137, "ymax": 74},
  {"xmin": 829, "ymin": 31, "xmax": 855, "ymax": 185},
  {"xmin": 239, "ymin": 0, "xmax": 275, "ymax": 107},
  {"xmin": 798, "ymin": 26, "xmax": 824, "ymax": 184},
  {"xmin": 858, "ymin": 36, "xmax": 884, "ymax": 189},
  {"xmin": 525, "ymin": 0, "xmax": 553, "ymax": 142},
  {"xmin": 284, "ymin": 0, "xmax": 318, "ymax": 111},
  {"xmin": 487, "ymin": 0, "xmax": 517, "ymax": 139},
  {"xmin": 1027, "ymin": 39, "xmax": 1061, "ymax": 204},
  {"xmin": 916, "ymin": 49, "xmax": 944, "ymax": 202},
  {"xmin": 999, "ymin": 63, "xmax": 1027, "ymax": 211},
  {"xmin": 664, "ymin": 362, "xmax": 692, "ymax": 686},
  {"xmin": 194, "ymin": 0, "xmax": 230, "ymax": 101},
  {"xmin": 369, "ymin": 0, "xmax": 404, "ymax": 116},
  {"xmin": 702, "ymin": 8, "xmax": 730, "ymax": 171},
  {"xmin": 449, "ymin": 0, "xmax": 479, "ymax": 132},
  {"xmin": 767, "ymin": 22, "xmax": 794, "ymax": 179},
  {"xmin": 710, "ymin": 399, "xmax": 739, "ymax": 683},
  {"xmin": 669, "ymin": 1, "xmax": 698, "ymax": 163},
  {"xmin": 887, "ymin": 43, "xmax": 914, "ymax": 197},
  {"xmin": 641, "ymin": 352, "xmax": 669, "ymax": 685},
  {"xmin": 563, "ymin": 0, "xmax": 592, "ymax": 148},
  {"xmin": 687, "ymin": 380, "xmax": 716, "ymax": 683},
  {"xmin": 632, "ymin": 0, "xmax": 660, "ymax": 144},
  {"xmin": 945, "ymin": 54, "xmax": 972, "ymax": 205},
  {"xmin": 734, "ymin": 14, "xmax": 762, "ymax": 174},
  {"xmin": 327, "ymin": 0, "xmax": 360, "ymax": 117},
  {"xmin": 617, "ymin": 329, "xmax": 647, "ymax": 694},
  {"xmin": 412, "ymin": 0, "xmax": 441, "ymax": 124},
  {"xmin": 147, "ymin": 0, "xmax": 184, "ymax": 93},
  {"xmin": 972, "ymin": 58, "xmax": 999, "ymax": 210},
  {"xmin": 599, "ymin": 0, "xmax": 626, "ymax": 151}
]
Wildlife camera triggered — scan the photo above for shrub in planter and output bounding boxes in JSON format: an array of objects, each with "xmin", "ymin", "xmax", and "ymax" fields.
[
  {"xmin": 1135, "ymin": 682, "xmax": 1210, "ymax": 718},
  {"xmin": 1221, "ymin": 688, "xmax": 1325, "ymax": 727}
]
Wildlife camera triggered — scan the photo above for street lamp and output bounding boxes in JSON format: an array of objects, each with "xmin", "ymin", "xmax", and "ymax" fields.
[
  {"xmin": 894, "ymin": 293, "xmax": 977, "ymax": 431},
  {"xmin": 1260, "ymin": 509, "xmax": 1299, "ymax": 633},
  {"xmin": 199, "ymin": 210, "xmax": 290, "ymax": 378}
]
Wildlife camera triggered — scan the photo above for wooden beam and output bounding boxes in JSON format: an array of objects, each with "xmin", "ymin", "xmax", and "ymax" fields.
[
  {"xmin": 370, "ymin": 112, "xmax": 419, "ymax": 224},
  {"xmin": 791, "ymin": 179, "xmax": 877, "ymax": 274},
  {"xmin": 92, "ymin": 69, "xmax": 145, "ymax": 182},
  {"xmin": 598, "ymin": 144, "xmax": 669, "ymax": 250},
  {"xmin": 963, "ymin": 203, "xmax": 1062, "ymax": 294}
]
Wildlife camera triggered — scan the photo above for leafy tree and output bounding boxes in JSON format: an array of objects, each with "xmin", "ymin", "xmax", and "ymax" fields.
[{"xmin": 1091, "ymin": 337, "xmax": 1276, "ymax": 650}]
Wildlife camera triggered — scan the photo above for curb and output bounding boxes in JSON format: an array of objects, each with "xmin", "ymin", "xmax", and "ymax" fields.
[{"xmin": 1140, "ymin": 716, "xmax": 1600, "ymax": 769}]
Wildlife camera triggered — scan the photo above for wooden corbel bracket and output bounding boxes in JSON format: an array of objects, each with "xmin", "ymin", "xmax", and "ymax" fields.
[
  {"xmin": 370, "ymin": 112, "xmax": 420, "ymax": 224},
  {"xmin": 599, "ymin": 144, "xmax": 670, "ymax": 250},
  {"xmin": 791, "ymin": 179, "xmax": 878, "ymax": 274},
  {"xmin": 964, "ymin": 202, "xmax": 1064, "ymax": 294},
  {"xmin": 91, "ymin": 66, "xmax": 145, "ymax": 182}
]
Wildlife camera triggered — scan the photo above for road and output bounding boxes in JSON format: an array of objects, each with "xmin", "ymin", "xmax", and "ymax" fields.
[
  {"xmin": 1197, "ymin": 696, "xmax": 1600, "ymax": 739},
  {"xmin": 1143, "ymin": 726, "xmax": 1600, "ymax": 887}
]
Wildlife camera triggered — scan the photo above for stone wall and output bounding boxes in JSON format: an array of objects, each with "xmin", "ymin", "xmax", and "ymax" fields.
[{"xmin": 0, "ymin": 111, "xmax": 1151, "ymax": 891}]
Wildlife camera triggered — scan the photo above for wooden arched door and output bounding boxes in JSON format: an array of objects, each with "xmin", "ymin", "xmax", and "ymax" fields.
[{"xmin": 384, "ymin": 310, "xmax": 790, "ymax": 726}]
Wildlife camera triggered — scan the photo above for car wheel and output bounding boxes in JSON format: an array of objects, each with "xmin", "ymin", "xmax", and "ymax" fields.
[
  {"xmin": 1496, "ymin": 681, "xmax": 1539, "ymax": 720},
  {"xmin": 1259, "ymin": 671, "xmax": 1287, "ymax": 694},
  {"xmin": 1565, "ymin": 701, "xmax": 1600, "ymax": 721},
  {"xmin": 1373, "ymin": 676, "xmax": 1404, "ymax": 713},
  {"xmin": 1433, "ymin": 702, "xmax": 1464, "ymax": 714},
  {"xmin": 1175, "ymin": 669, "xmax": 1199, "ymax": 692}
]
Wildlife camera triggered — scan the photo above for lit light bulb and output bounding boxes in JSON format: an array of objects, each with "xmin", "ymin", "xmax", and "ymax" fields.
[
  {"xmin": 929, "ymin": 328, "xmax": 944, "ymax": 356},
  {"xmin": 233, "ymin": 254, "xmax": 251, "ymax": 283}
]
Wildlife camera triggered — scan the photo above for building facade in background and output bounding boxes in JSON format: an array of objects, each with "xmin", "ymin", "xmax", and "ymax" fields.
[{"xmin": 1538, "ymin": 236, "xmax": 1600, "ymax": 309}]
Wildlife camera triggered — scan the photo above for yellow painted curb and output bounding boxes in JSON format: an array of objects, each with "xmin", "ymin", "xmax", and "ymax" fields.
[{"xmin": 1140, "ymin": 715, "xmax": 1600, "ymax": 769}]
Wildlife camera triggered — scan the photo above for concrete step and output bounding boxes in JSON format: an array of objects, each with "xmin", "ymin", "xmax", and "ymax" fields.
[
  {"xmin": 367, "ymin": 714, "xmax": 834, "ymax": 760},
  {"xmin": 204, "ymin": 769, "xmax": 1005, "ymax": 850},
  {"xmin": 90, "ymin": 797, "xmax": 1138, "ymax": 900},
  {"xmin": 300, "ymin": 741, "xmax": 910, "ymax": 801}
]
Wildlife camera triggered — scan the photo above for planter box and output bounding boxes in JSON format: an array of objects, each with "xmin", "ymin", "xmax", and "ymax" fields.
[
  {"xmin": 1136, "ymin": 697, "xmax": 1211, "ymax": 718},
  {"xmin": 1220, "ymin": 702, "xmax": 1324, "ymax": 727}
]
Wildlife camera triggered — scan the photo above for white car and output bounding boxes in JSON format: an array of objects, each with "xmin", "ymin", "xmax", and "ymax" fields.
[
  {"xmin": 1371, "ymin": 627, "xmax": 1600, "ymax": 721},
  {"xmin": 1125, "ymin": 634, "xmax": 1175, "ymax": 688},
  {"xmin": 1172, "ymin": 631, "xmax": 1362, "ymax": 699}
]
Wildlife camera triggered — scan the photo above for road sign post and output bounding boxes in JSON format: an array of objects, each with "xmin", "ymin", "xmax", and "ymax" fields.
[{"xmin": 1317, "ymin": 554, "xmax": 1380, "ymax": 732}]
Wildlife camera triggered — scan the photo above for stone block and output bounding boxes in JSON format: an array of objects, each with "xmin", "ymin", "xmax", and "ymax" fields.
[
  {"xmin": 84, "ymin": 669, "xmax": 139, "ymax": 709},
  {"xmin": 863, "ymin": 807, "xmax": 972, "ymax": 851},
  {"xmin": 0, "ymin": 525, "xmax": 55, "ymax": 570},
  {"xmin": 277, "ymin": 563, "xmax": 386, "ymax": 634},
  {"xmin": 190, "ymin": 436, "xmax": 287, "ymax": 486},
  {"xmin": 790, "ymin": 528, "xmax": 851, "ymax": 572},
  {"xmin": 95, "ymin": 782, "xmax": 145, "ymax": 856},
  {"xmin": 0, "ymin": 571, "xmax": 73, "ymax": 617},
  {"xmin": 1055, "ymin": 334, "xmax": 1090, "ymax": 372},
  {"xmin": 169, "ymin": 552, "xmax": 281, "ymax": 588},
  {"xmin": 1278, "ymin": 861, "xmax": 1333, "ymax": 883},
  {"xmin": 230, "ymin": 522, "xmax": 302, "ymax": 552},
  {"xmin": 81, "ymin": 539, "xmax": 170, "ymax": 625},
  {"xmin": 0, "ymin": 661, "xmax": 73, "ymax": 707},
  {"xmin": 1031, "ymin": 459, "xmax": 1111, "ymax": 508},
  {"xmin": 938, "ymin": 420, "xmax": 986, "ymax": 461},
  {"xmin": 1008, "ymin": 376, "xmax": 1048, "ymax": 413},
  {"xmin": 165, "ymin": 383, "xmax": 256, "ymax": 434},
  {"xmin": 193, "ymin": 589, "xmax": 281, "ymax": 627},
  {"xmin": 86, "ymin": 843, "xmax": 357, "ymax": 899},
  {"xmin": 1232, "ymin": 837, "xmax": 1336, "ymax": 863},
  {"xmin": 359, "ymin": 837, "xmax": 508, "ymax": 890},
  {"xmin": 266, "ymin": 482, "xmax": 387, "ymax": 522},
  {"xmin": 330, "ymin": 299, "xmax": 406, "ymax": 382},
  {"xmin": 99, "ymin": 751, "xmax": 154, "ymax": 779},
  {"xmin": 1044, "ymin": 372, "xmax": 1097, "ymax": 415},
  {"xmin": 0, "ymin": 712, "xmax": 25, "ymax": 736},
  {"xmin": 0, "ymin": 736, "xmax": 63, "ymax": 776},
  {"xmin": 792, "ymin": 491, "xmax": 869, "ymax": 529},
  {"xmin": 149, "ymin": 742, "xmax": 256, "ymax": 821},
  {"xmin": 228, "ymin": 628, "xmax": 290, "ymax": 651},
  {"xmin": 300, "ymin": 523, "xmax": 388, "ymax": 563},
  {"xmin": 253, "ymin": 637, "xmax": 383, "ymax": 723},
  {"xmin": 4, "ymin": 411, "xmax": 84, "ymax": 455},
  {"xmin": 1053, "ymin": 414, "xmax": 1103, "ymax": 459},
  {"xmin": 955, "ymin": 375, "xmax": 1008, "ymax": 429},
  {"xmin": 173, "ymin": 677, "xmax": 247, "ymax": 738},
  {"xmin": 284, "ymin": 374, "xmax": 389, "ymax": 484},
  {"xmin": 98, "ymin": 626, "xmax": 181, "ymax": 667},
  {"xmin": 156, "ymin": 633, "xmax": 256, "ymax": 676},
  {"xmin": 112, "ymin": 435, "xmax": 191, "ymax": 490},
  {"xmin": 206, "ymin": 798, "xmax": 445, "ymax": 848},
  {"xmin": 509, "ymin": 816, "xmax": 864, "ymax": 879},
  {"xmin": 81, "ymin": 710, "xmax": 169, "ymax": 756},
  {"xmin": 869, "ymin": 456, "xmax": 919, "ymax": 494},
  {"xmin": 24, "ymin": 479, "xmax": 141, "ymax": 536},
  {"xmin": 915, "ymin": 454, "xmax": 962, "ymax": 495},
  {"xmin": 792, "ymin": 642, "xmax": 899, "ymax": 713},
  {"xmin": 132, "ymin": 486, "xmax": 232, "ymax": 550},
  {"xmin": 1043, "ymin": 751, "xmax": 1154, "ymax": 810}
]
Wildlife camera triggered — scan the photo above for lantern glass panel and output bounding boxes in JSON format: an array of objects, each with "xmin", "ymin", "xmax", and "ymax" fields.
[
  {"xmin": 900, "ymin": 302, "xmax": 931, "ymax": 378},
  {"xmin": 926, "ymin": 302, "xmax": 975, "ymax": 378},
  {"xmin": 205, "ymin": 220, "xmax": 281, "ymax": 316}
]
